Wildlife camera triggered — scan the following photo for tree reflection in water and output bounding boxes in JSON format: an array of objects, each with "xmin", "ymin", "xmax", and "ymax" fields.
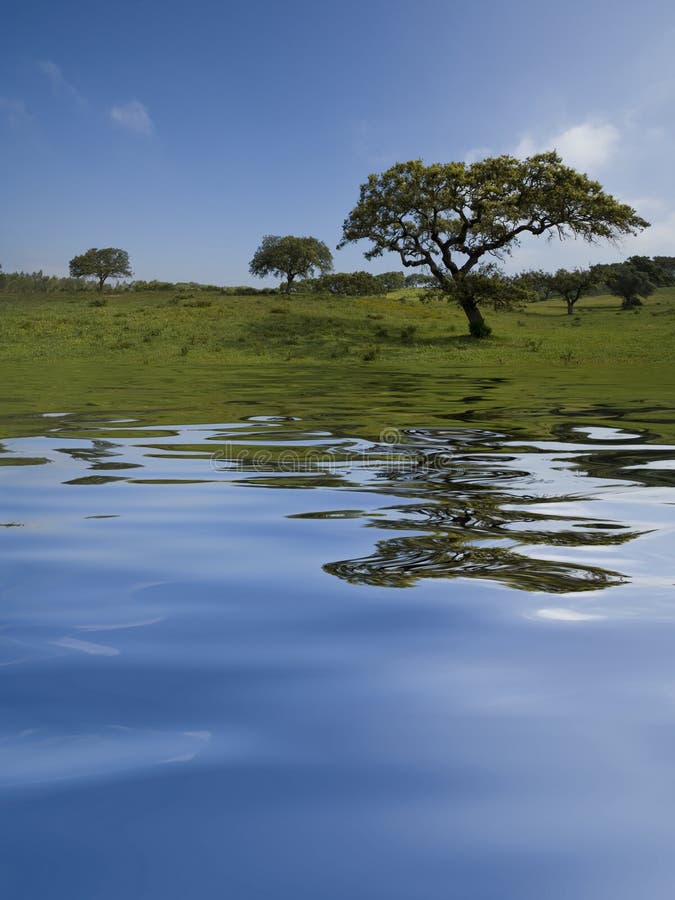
[{"xmin": 316, "ymin": 427, "xmax": 660, "ymax": 592}]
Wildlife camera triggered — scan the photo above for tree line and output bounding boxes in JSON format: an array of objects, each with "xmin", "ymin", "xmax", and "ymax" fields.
[
  {"xmin": 6, "ymin": 253, "xmax": 671, "ymax": 312},
  {"xmin": 2, "ymin": 252, "xmax": 673, "ymax": 316},
  {"xmin": 4, "ymin": 150, "xmax": 672, "ymax": 334},
  {"xmin": 513, "ymin": 256, "xmax": 675, "ymax": 312}
]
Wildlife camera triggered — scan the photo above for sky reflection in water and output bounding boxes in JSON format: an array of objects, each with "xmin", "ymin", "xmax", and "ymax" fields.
[{"xmin": 1, "ymin": 414, "xmax": 675, "ymax": 899}]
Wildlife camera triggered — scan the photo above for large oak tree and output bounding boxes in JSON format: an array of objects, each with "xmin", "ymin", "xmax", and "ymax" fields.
[{"xmin": 339, "ymin": 152, "xmax": 649, "ymax": 336}]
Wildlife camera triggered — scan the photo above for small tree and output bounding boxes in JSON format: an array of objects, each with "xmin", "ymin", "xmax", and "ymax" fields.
[
  {"xmin": 249, "ymin": 235, "xmax": 333, "ymax": 293},
  {"xmin": 339, "ymin": 152, "xmax": 648, "ymax": 337},
  {"xmin": 69, "ymin": 248, "xmax": 132, "ymax": 291},
  {"xmin": 602, "ymin": 264, "xmax": 656, "ymax": 310},
  {"xmin": 548, "ymin": 267, "xmax": 599, "ymax": 315}
]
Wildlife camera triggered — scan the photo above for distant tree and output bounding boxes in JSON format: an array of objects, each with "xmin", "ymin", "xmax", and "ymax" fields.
[
  {"xmin": 375, "ymin": 271, "xmax": 406, "ymax": 292},
  {"xmin": 626, "ymin": 255, "xmax": 674, "ymax": 287},
  {"xmin": 69, "ymin": 248, "xmax": 132, "ymax": 291},
  {"xmin": 602, "ymin": 263, "xmax": 656, "ymax": 309},
  {"xmin": 249, "ymin": 235, "xmax": 333, "ymax": 293},
  {"xmin": 404, "ymin": 272, "xmax": 436, "ymax": 288},
  {"xmin": 312, "ymin": 271, "xmax": 382, "ymax": 295},
  {"xmin": 548, "ymin": 267, "xmax": 599, "ymax": 315},
  {"xmin": 513, "ymin": 269, "xmax": 555, "ymax": 301},
  {"xmin": 653, "ymin": 256, "xmax": 675, "ymax": 281},
  {"xmin": 339, "ymin": 152, "xmax": 649, "ymax": 337},
  {"xmin": 425, "ymin": 264, "xmax": 536, "ymax": 310}
]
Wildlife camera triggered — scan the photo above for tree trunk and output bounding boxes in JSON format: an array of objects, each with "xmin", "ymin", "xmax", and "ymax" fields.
[
  {"xmin": 460, "ymin": 298, "xmax": 490, "ymax": 338},
  {"xmin": 567, "ymin": 299, "xmax": 575, "ymax": 315},
  {"xmin": 98, "ymin": 275, "xmax": 106, "ymax": 292},
  {"xmin": 285, "ymin": 274, "xmax": 295, "ymax": 293}
]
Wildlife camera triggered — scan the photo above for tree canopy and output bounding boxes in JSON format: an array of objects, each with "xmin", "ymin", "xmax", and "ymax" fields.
[
  {"xmin": 626, "ymin": 255, "xmax": 675, "ymax": 287},
  {"xmin": 375, "ymin": 271, "xmax": 406, "ymax": 292},
  {"xmin": 404, "ymin": 272, "xmax": 436, "ymax": 288},
  {"xmin": 69, "ymin": 248, "xmax": 132, "ymax": 291},
  {"xmin": 249, "ymin": 235, "xmax": 333, "ymax": 292},
  {"xmin": 601, "ymin": 263, "xmax": 656, "ymax": 309},
  {"xmin": 307, "ymin": 271, "xmax": 383, "ymax": 296},
  {"xmin": 653, "ymin": 256, "xmax": 675, "ymax": 281},
  {"xmin": 513, "ymin": 269, "xmax": 556, "ymax": 301},
  {"xmin": 339, "ymin": 152, "xmax": 649, "ymax": 336}
]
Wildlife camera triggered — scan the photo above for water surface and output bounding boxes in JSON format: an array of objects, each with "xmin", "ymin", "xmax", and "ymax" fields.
[{"xmin": 1, "ymin": 381, "xmax": 675, "ymax": 899}]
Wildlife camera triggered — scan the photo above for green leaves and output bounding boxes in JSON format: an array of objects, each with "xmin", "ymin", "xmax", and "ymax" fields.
[
  {"xmin": 69, "ymin": 248, "xmax": 132, "ymax": 290},
  {"xmin": 544, "ymin": 267, "xmax": 600, "ymax": 313},
  {"xmin": 340, "ymin": 152, "xmax": 649, "ymax": 273},
  {"xmin": 249, "ymin": 235, "xmax": 333, "ymax": 290},
  {"xmin": 600, "ymin": 263, "xmax": 657, "ymax": 309}
]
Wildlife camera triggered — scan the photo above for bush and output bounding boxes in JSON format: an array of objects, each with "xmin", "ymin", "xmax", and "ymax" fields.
[
  {"xmin": 310, "ymin": 271, "xmax": 383, "ymax": 296},
  {"xmin": 131, "ymin": 280, "xmax": 175, "ymax": 291}
]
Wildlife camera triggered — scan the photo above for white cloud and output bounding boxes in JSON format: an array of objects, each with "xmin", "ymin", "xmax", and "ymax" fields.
[
  {"xmin": 515, "ymin": 121, "xmax": 620, "ymax": 172},
  {"xmin": 38, "ymin": 60, "xmax": 85, "ymax": 106},
  {"xmin": 626, "ymin": 209, "xmax": 675, "ymax": 256},
  {"xmin": 622, "ymin": 195, "xmax": 667, "ymax": 218},
  {"xmin": 464, "ymin": 146, "xmax": 493, "ymax": 164},
  {"xmin": 552, "ymin": 122, "xmax": 620, "ymax": 170},
  {"xmin": 0, "ymin": 97, "xmax": 31, "ymax": 127},
  {"xmin": 513, "ymin": 134, "xmax": 537, "ymax": 159},
  {"xmin": 109, "ymin": 100, "xmax": 153, "ymax": 135},
  {"xmin": 535, "ymin": 608, "xmax": 605, "ymax": 623}
]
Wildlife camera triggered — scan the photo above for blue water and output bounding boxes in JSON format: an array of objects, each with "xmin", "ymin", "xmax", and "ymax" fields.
[{"xmin": 1, "ymin": 414, "xmax": 675, "ymax": 898}]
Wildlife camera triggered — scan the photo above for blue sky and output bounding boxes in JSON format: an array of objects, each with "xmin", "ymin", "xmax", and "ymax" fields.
[{"xmin": 2, "ymin": 0, "xmax": 675, "ymax": 284}]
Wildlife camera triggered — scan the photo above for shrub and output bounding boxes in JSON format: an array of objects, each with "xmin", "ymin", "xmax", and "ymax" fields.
[
  {"xmin": 311, "ymin": 271, "xmax": 383, "ymax": 296},
  {"xmin": 400, "ymin": 325, "xmax": 417, "ymax": 344}
]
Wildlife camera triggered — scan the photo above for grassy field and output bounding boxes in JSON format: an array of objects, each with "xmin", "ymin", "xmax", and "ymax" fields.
[
  {"xmin": 1, "ymin": 285, "xmax": 675, "ymax": 366},
  {"xmin": 1, "ymin": 286, "xmax": 674, "ymax": 442}
]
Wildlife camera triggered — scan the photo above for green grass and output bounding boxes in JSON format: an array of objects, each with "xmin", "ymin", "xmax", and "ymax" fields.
[
  {"xmin": 1, "ymin": 287, "xmax": 674, "ymax": 442},
  {"xmin": 1, "ymin": 285, "xmax": 674, "ymax": 366}
]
